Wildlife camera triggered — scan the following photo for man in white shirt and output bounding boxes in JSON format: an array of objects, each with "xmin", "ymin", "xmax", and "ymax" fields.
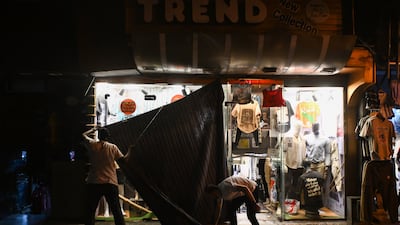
[{"xmin": 82, "ymin": 127, "xmax": 126, "ymax": 225}]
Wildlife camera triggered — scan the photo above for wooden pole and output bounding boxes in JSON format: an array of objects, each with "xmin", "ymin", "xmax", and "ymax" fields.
[{"xmin": 118, "ymin": 194, "xmax": 152, "ymax": 213}]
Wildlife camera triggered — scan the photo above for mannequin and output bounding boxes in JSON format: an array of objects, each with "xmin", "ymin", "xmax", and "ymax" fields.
[
  {"xmin": 296, "ymin": 160, "xmax": 324, "ymax": 219},
  {"xmin": 305, "ymin": 123, "xmax": 331, "ymax": 177},
  {"xmin": 96, "ymin": 93, "xmax": 111, "ymax": 126},
  {"xmin": 282, "ymin": 120, "xmax": 306, "ymax": 198}
]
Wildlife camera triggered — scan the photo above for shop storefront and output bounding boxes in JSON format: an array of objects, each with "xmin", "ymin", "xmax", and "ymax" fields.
[
  {"xmin": 89, "ymin": 50, "xmax": 374, "ymax": 223},
  {"xmin": 76, "ymin": 0, "xmax": 382, "ymax": 224}
]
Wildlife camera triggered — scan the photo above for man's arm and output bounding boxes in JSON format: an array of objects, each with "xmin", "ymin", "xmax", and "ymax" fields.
[
  {"xmin": 82, "ymin": 127, "xmax": 97, "ymax": 142},
  {"xmin": 234, "ymin": 184, "xmax": 261, "ymax": 212},
  {"xmin": 234, "ymin": 184, "xmax": 257, "ymax": 203}
]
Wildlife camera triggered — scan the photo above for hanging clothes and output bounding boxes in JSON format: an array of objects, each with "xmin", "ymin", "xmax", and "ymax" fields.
[
  {"xmin": 270, "ymin": 100, "xmax": 294, "ymax": 133},
  {"xmin": 356, "ymin": 109, "xmax": 398, "ymax": 224},
  {"xmin": 391, "ymin": 79, "xmax": 400, "ymax": 107},
  {"xmin": 262, "ymin": 88, "xmax": 286, "ymax": 107},
  {"xmin": 378, "ymin": 89, "xmax": 394, "ymax": 119},
  {"xmin": 358, "ymin": 112, "xmax": 395, "ymax": 160},
  {"xmin": 355, "ymin": 114, "xmax": 373, "ymax": 160},
  {"xmin": 295, "ymin": 100, "xmax": 320, "ymax": 129},
  {"xmin": 329, "ymin": 138, "xmax": 343, "ymax": 192},
  {"xmin": 231, "ymin": 100, "xmax": 261, "ymax": 134},
  {"xmin": 360, "ymin": 160, "xmax": 398, "ymax": 223}
]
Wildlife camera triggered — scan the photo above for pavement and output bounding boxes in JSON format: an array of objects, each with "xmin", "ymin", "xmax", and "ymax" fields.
[
  {"xmin": 0, "ymin": 202, "xmax": 353, "ymax": 225},
  {"xmin": 0, "ymin": 211, "xmax": 351, "ymax": 225},
  {"xmin": 0, "ymin": 214, "xmax": 160, "ymax": 225}
]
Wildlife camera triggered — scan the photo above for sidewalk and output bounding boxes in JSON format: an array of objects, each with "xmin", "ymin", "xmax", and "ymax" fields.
[
  {"xmin": 0, "ymin": 214, "xmax": 160, "ymax": 225},
  {"xmin": 0, "ymin": 212, "xmax": 350, "ymax": 225}
]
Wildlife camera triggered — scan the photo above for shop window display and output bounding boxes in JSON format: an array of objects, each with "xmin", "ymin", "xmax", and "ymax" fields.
[
  {"xmin": 227, "ymin": 84, "xmax": 345, "ymax": 221},
  {"xmin": 94, "ymin": 81, "xmax": 346, "ymax": 222}
]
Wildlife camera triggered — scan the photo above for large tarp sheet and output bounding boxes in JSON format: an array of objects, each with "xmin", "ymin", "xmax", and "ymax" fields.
[{"xmin": 106, "ymin": 80, "xmax": 228, "ymax": 224}]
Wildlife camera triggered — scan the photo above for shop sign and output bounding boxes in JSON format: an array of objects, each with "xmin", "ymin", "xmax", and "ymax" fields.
[
  {"xmin": 120, "ymin": 98, "xmax": 136, "ymax": 115},
  {"xmin": 134, "ymin": 0, "xmax": 267, "ymax": 24},
  {"xmin": 126, "ymin": 0, "xmax": 342, "ymax": 35}
]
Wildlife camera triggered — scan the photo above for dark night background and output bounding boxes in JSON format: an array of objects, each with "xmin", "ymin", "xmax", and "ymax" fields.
[{"xmin": 1, "ymin": 0, "xmax": 399, "ymax": 218}]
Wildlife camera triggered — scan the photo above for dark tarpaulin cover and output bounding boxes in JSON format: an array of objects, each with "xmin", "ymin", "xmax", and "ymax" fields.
[{"xmin": 106, "ymin": 80, "xmax": 228, "ymax": 225}]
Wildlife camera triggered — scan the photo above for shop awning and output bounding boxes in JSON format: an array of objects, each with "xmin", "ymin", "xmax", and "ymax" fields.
[{"xmin": 129, "ymin": 32, "xmax": 356, "ymax": 76}]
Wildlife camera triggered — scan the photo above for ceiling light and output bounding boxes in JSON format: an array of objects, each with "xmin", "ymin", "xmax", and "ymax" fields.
[
  {"xmin": 321, "ymin": 67, "xmax": 336, "ymax": 73},
  {"xmin": 262, "ymin": 67, "xmax": 277, "ymax": 73},
  {"xmin": 91, "ymin": 69, "xmax": 140, "ymax": 77}
]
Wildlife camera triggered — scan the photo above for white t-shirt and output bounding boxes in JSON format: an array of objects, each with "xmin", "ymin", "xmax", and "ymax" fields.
[{"xmin": 283, "ymin": 135, "xmax": 306, "ymax": 169}]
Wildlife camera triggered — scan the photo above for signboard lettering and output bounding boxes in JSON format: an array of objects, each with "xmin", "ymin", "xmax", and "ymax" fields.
[
  {"xmin": 136, "ymin": 0, "xmax": 267, "ymax": 24},
  {"xmin": 127, "ymin": 0, "xmax": 342, "ymax": 35}
]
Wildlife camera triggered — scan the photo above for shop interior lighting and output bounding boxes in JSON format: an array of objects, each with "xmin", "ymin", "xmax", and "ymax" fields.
[
  {"xmin": 321, "ymin": 67, "xmax": 337, "ymax": 73},
  {"xmin": 262, "ymin": 67, "xmax": 277, "ymax": 73},
  {"xmin": 163, "ymin": 66, "xmax": 204, "ymax": 73},
  {"xmin": 140, "ymin": 66, "xmax": 164, "ymax": 72},
  {"xmin": 165, "ymin": 66, "xmax": 186, "ymax": 73},
  {"xmin": 91, "ymin": 69, "xmax": 140, "ymax": 77}
]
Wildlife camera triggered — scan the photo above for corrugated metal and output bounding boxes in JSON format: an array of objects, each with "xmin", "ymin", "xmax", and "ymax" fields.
[
  {"xmin": 133, "ymin": 32, "xmax": 356, "ymax": 76},
  {"xmin": 106, "ymin": 81, "xmax": 228, "ymax": 224}
]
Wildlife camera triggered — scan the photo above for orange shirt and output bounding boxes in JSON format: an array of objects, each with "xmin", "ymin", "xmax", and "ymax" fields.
[{"xmin": 295, "ymin": 101, "xmax": 320, "ymax": 128}]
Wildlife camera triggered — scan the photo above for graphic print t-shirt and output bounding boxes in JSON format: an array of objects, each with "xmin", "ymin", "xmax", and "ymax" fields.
[
  {"xmin": 359, "ymin": 114, "xmax": 395, "ymax": 160},
  {"xmin": 295, "ymin": 101, "xmax": 320, "ymax": 128},
  {"xmin": 297, "ymin": 171, "xmax": 324, "ymax": 212},
  {"xmin": 232, "ymin": 101, "xmax": 261, "ymax": 133}
]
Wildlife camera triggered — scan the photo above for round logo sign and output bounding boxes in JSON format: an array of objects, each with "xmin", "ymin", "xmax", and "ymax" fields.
[
  {"xmin": 171, "ymin": 94, "xmax": 184, "ymax": 103},
  {"xmin": 120, "ymin": 98, "xmax": 136, "ymax": 115}
]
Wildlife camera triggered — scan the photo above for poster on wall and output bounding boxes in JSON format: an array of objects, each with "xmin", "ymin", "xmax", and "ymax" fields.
[{"xmin": 120, "ymin": 98, "xmax": 136, "ymax": 115}]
